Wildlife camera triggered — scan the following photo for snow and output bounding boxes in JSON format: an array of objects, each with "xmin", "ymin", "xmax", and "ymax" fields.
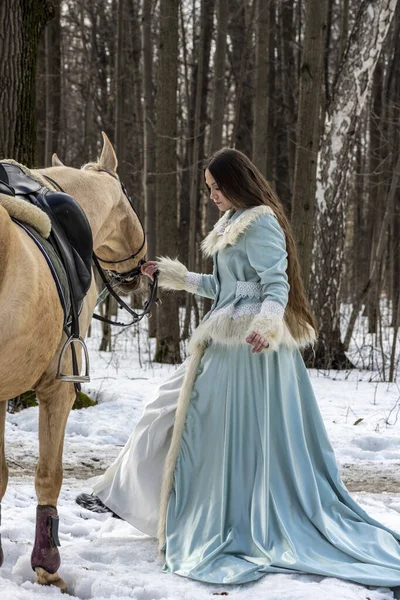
[{"xmin": 2, "ymin": 318, "xmax": 400, "ymax": 599}]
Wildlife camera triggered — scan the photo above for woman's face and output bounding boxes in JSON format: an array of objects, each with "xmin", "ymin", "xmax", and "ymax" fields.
[{"xmin": 205, "ymin": 169, "xmax": 234, "ymax": 212}]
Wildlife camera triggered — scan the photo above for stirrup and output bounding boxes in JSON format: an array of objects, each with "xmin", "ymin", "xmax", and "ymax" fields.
[{"xmin": 56, "ymin": 335, "xmax": 90, "ymax": 383}]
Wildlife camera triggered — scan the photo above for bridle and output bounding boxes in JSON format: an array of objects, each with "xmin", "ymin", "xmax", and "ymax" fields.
[
  {"xmin": 93, "ymin": 172, "xmax": 146, "ymax": 281},
  {"xmin": 43, "ymin": 170, "xmax": 159, "ymax": 327}
]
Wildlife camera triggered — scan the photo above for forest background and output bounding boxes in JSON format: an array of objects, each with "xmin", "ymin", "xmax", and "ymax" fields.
[{"xmin": 0, "ymin": 0, "xmax": 399, "ymax": 379}]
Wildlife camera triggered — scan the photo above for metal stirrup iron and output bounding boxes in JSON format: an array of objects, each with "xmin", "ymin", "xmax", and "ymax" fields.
[{"xmin": 56, "ymin": 336, "xmax": 90, "ymax": 383}]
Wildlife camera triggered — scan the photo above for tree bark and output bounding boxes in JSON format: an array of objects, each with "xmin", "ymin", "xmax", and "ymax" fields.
[
  {"xmin": 209, "ymin": 0, "xmax": 227, "ymax": 156},
  {"xmin": 123, "ymin": 0, "xmax": 144, "ymax": 221},
  {"xmin": 36, "ymin": 29, "xmax": 46, "ymax": 166},
  {"xmin": 203, "ymin": 0, "xmax": 228, "ymax": 316},
  {"xmin": 0, "ymin": 0, "xmax": 54, "ymax": 165},
  {"xmin": 291, "ymin": 0, "xmax": 328, "ymax": 294},
  {"xmin": 187, "ymin": 0, "xmax": 214, "ymax": 276},
  {"xmin": 229, "ymin": 0, "xmax": 255, "ymax": 157},
  {"xmin": 183, "ymin": 0, "xmax": 214, "ymax": 334},
  {"xmin": 142, "ymin": 0, "xmax": 157, "ymax": 261},
  {"xmin": 279, "ymin": 0, "xmax": 297, "ymax": 192},
  {"xmin": 114, "ymin": 0, "xmax": 125, "ymax": 160},
  {"xmin": 142, "ymin": 0, "xmax": 157, "ymax": 336},
  {"xmin": 44, "ymin": 0, "xmax": 61, "ymax": 166},
  {"xmin": 366, "ymin": 59, "xmax": 385, "ymax": 333},
  {"xmin": 252, "ymin": 0, "xmax": 269, "ymax": 175},
  {"xmin": 266, "ymin": 0, "xmax": 276, "ymax": 183},
  {"xmin": 154, "ymin": 0, "xmax": 181, "ymax": 363},
  {"xmin": 309, "ymin": 0, "xmax": 399, "ymax": 369}
]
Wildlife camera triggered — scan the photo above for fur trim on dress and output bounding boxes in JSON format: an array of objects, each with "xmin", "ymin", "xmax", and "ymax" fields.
[
  {"xmin": 157, "ymin": 343, "xmax": 205, "ymax": 551},
  {"xmin": 186, "ymin": 310, "xmax": 314, "ymax": 355},
  {"xmin": 201, "ymin": 204, "xmax": 275, "ymax": 257}
]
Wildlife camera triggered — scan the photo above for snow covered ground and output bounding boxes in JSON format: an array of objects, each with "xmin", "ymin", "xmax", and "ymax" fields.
[{"xmin": 2, "ymin": 318, "xmax": 400, "ymax": 599}]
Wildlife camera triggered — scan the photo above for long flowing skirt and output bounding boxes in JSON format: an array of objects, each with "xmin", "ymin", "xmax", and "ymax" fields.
[{"xmin": 90, "ymin": 342, "xmax": 400, "ymax": 587}]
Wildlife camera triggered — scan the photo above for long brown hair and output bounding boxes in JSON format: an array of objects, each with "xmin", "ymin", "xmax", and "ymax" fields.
[{"xmin": 207, "ymin": 147, "xmax": 318, "ymax": 336}]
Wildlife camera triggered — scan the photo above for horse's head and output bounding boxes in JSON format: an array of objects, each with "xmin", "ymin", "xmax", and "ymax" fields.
[{"xmin": 42, "ymin": 133, "xmax": 147, "ymax": 296}]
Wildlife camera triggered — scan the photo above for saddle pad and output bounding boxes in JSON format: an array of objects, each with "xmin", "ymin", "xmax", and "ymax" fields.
[
  {"xmin": 0, "ymin": 193, "xmax": 51, "ymax": 238},
  {"xmin": 12, "ymin": 219, "xmax": 71, "ymax": 322}
]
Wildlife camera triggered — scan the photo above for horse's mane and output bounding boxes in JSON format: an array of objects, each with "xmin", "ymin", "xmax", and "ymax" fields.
[{"xmin": 80, "ymin": 161, "xmax": 119, "ymax": 176}]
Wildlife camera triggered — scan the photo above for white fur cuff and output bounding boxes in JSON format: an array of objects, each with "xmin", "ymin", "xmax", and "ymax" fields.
[
  {"xmin": 156, "ymin": 256, "xmax": 189, "ymax": 291},
  {"xmin": 246, "ymin": 312, "xmax": 285, "ymax": 352}
]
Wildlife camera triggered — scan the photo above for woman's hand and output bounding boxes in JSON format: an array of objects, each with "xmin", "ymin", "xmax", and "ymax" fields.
[
  {"xmin": 140, "ymin": 260, "xmax": 159, "ymax": 281},
  {"xmin": 246, "ymin": 331, "xmax": 269, "ymax": 353}
]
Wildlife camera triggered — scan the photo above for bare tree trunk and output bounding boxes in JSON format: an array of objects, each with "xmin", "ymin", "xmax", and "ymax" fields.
[
  {"xmin": 44, "ymin": 0, "xmax": 61, "ymax": 166},
  {"xmin": 209, "ymin": 0, "xmax": 227, "ymax": 156},
  {"xmin": 203, "ymin": 0, "xmax": 228, "ymax": 316},
  {"xmin": 388, "ymin": 8, "xmax": 400, "ymax": 328},
  {"xmin": 183, "ymin": 0, "xmax": 214, "ymax": 335},
  {"xmin": 187, "ymin": 0, "xmax": 214, "ymax": 276},
  {"xmin": 81, "ymin": 3, "xmax": 96, "ymax": 161},
  {"xmin": 389, "ymin": 282, "xmax": 400, "ymax": 382},
  {"xmin": 124, "ymin": 0, "xmax": 144, "ymax": 221},
  {"xmin": 339, "ymin": 0, "xmax": 349, "ymax": 62},
  {"xmin": 36, "ymin": 31, "xmax": 46, "ymax": 166},
  {"xmin": 366, "ymin": 60, "xmax": 385, "ymax": 333},
  {"xmin": 291, "ymin": 0, "xmax": 328, "ymax": 294},
  {"xmin": 266, "ymin": 0, "xmax": 276, "ymax": 182},
  {"xmin": 229, "ymin": 0, "xmax": 255, "ymax": 157},
  {"xmin": 0, "ymin": 0, "xmax": 54, "ymax": 165},
  {"xmin": 178, "ymin": 4, "xmax": 197, "ymax": 267},
  {"xmin": 142, "ymin": 0, "xmax": 156, "ymax": 260},
  {"xmin": 310, "ymin": 0, "xmax": 399, "ymax": 369},
  {"xmin": 279, "ymin": 0, "xmax": 297, "ymax": 192},
  {"xmin": 142, "ymin": 0, "xmax": 157, "ymax": 336},
  {"xmin": 99, "ymin": 295, "xmax": 118, "ymax": 351},
  {"xmin": 323, "ymin": 0, "xmax": 333, "ymax": 111},
  {"xmin": 252, "ymin": 0, "xmax": 269, "ymax": 175},
  {"xmin": 350, "ymin": 127, "xmax": 366, "ymax": 301},
  {"xmin": 98, "ymin": 0, "xmax": 125, "ymax": 349},
  {"xmin": 114, "ymin": 0, "xmax": 125, "ymax": 159},
  {"xmin": 154, "ymin": 0, "xmax": 181, "ymax": 364}
]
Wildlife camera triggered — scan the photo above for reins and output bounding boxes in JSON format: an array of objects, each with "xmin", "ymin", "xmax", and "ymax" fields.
[{"xmin": 92, "ymin": 254, "xmax": 159, "ymax": 327}]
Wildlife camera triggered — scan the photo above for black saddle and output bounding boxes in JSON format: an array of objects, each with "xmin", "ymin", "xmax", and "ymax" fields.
[{"xmin": 0, "ymin": 162, "xmax": 93, "ymax": 322}]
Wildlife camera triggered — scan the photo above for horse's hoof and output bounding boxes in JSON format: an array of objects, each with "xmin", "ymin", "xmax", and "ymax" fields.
[
  {"xmin": 35, "ymin": 567, "xmax": 67, "ymax": 593},
  {"xmin": 31, "ymin": 505, "xmax": 61, "ymax": 575}
]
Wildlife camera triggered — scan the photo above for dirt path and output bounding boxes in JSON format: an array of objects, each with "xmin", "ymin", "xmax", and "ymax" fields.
[
  {"xmin": 7, "ymin": 460, "xmax": 400, "ymax": 493},
  {"xmin": 340, "ymin": 462, "xmax": 400, "ymax": 493}
]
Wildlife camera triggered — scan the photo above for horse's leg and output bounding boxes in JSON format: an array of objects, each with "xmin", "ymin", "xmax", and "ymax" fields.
[
  {"xmin": 31, "ymin": 378, "xmax": 76, "ymax": 591},
  {"xmin": 0, "ymin": 401, "xmax": 8, "ymax": 567}
]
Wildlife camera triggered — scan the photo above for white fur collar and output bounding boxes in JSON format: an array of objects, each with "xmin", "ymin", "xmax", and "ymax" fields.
[{"xmin": 201, "ymin": 205, "xmax": 275, "ymax": 257}]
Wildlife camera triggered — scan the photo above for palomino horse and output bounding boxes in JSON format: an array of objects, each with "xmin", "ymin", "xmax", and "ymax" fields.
[{"xmin": 0, "ymin": 133, "xmax": 146, "ymax": 590}]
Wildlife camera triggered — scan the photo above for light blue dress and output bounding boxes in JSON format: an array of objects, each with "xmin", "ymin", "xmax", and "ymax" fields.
[{"xmin": 161, "ymin": 207, "xmax": 400, "ymax": 587}]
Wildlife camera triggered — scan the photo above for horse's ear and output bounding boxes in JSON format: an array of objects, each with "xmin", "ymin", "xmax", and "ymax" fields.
[
  {"xmin": 52, "ymin": 153, "xmax": 64, "ymax": 167},
  {"xmin": 99, "ymin": 131, "xmax": 118, "ymax": 173}
]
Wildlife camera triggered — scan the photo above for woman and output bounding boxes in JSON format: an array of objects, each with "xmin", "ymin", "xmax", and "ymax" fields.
[{"xmin": 79, "ymin": 148, "xmax": 400, "ymax": 590}]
